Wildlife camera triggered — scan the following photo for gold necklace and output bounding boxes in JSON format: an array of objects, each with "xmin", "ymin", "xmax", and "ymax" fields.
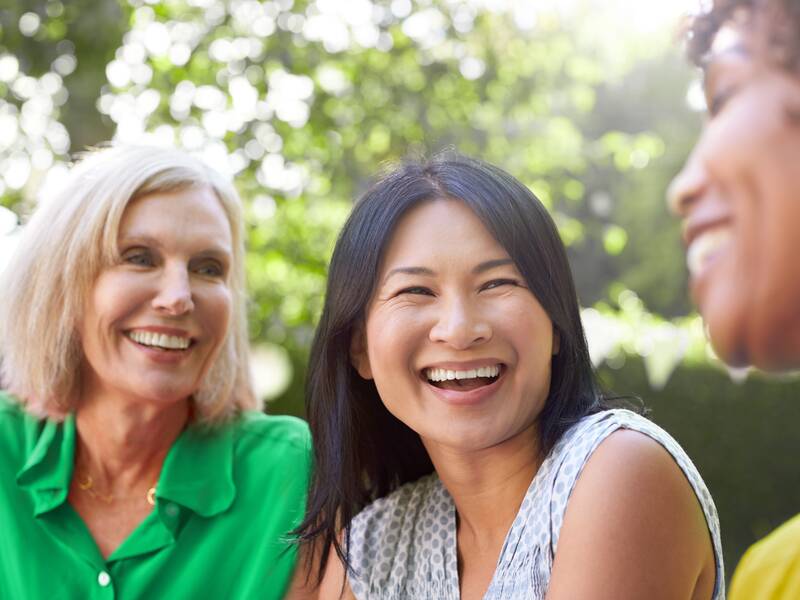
[{"xmin": 76, "ymin": 472, "xmax": 157, "ymax": 506}]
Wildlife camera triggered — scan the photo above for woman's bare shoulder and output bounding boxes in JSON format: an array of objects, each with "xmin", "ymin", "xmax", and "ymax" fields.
[{"xmin": 547, "ymin": 429, "xmax": 717, "ymax": 600}]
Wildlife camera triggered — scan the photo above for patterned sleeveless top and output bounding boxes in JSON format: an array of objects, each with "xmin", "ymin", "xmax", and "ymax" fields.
[{"xmin": 347, "ymin": 409, "xmax": 725, "ymax": 600}]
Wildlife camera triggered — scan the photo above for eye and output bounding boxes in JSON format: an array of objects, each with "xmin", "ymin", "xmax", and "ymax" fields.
[
  {"xmin": 480, "ymin": 278, "xmax": 519, "ymax": 291},
  {"xmin": 194, "ymin": 259, "xmax": 226, "ymax": 278},
  {"xmin": 397, "ymin": 286, "xmax": 434, "ymax": 296},
  {"xmin": 122, "ymin": 248, "xmax": 154, "ymax": 267}
]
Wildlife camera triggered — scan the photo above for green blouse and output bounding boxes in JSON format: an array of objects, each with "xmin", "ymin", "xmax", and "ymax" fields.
[{"xmin": 0, "ymin": 391, "xmax": 311, "ymax": 599}]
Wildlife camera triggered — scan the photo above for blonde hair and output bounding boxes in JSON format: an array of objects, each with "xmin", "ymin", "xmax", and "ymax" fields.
[{"xmin": 0, "ymin": 144, "xmax": 257, "ymax": 423}]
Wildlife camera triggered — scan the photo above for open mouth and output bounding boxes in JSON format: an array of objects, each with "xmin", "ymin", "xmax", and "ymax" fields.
[
  {"xmin": 126, "ymin": 330, "xmax": 195, "ymax": 352},
  {"xmin": 686, "ymin": 227, "xmax": 732, "ymax": 278},
  {"xmin": 423, "ymin": 364, "xmax": 503, "ymax": 391}
]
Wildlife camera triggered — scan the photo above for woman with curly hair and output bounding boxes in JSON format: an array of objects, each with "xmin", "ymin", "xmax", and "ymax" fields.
[{"xmin": 670, "ymin": 1, "xmax": 800, "ymax": 597}]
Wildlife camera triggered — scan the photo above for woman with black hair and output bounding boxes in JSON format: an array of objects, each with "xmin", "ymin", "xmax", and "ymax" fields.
[{"xmin": 298, "ymin": 154, "xmax": 724, "ymax": 599}]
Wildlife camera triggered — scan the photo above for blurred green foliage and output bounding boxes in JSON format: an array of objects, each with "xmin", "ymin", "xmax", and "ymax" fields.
[{"xmin": 2, "ymin": 0, "xmax": 799, "ymax": 578}]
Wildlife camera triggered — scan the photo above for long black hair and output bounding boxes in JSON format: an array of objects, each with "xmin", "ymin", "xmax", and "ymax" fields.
[{"xmin": 294, "ymin": 152, "xmax": 609, "ymax": 582}]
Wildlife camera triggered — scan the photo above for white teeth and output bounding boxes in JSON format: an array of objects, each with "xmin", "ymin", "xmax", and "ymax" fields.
[
  {"xmin": 425, "ymin": 364, "xmax": 501, "ymax": 382},
  {"xmin": 128, "ymin": 330, "xmax": 190, "ymax": 350},
  {"xmin": 687, "ymin": 228, "xmax": 732, "ymax": 278},
  {"xmin": 455, "ymin": 369, "xmax": 477, "ymax": 380}
]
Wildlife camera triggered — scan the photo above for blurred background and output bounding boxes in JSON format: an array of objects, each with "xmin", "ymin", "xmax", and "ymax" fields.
[{"xmin": 1, "ymin": 0, "xmax": 798, "ymax": 578}]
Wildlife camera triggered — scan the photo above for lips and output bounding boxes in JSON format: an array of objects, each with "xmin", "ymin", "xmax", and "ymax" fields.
[
  {"xmin": 681, "ymin": 192, "xmax": 735, "ymax": 283},
  {"xmin": 686, "ymin": 226, "xmax": 733, "ymax": 278},
  {"xmin": 420, "ymin": 361, "xmax": 506, "ymax": 399}
]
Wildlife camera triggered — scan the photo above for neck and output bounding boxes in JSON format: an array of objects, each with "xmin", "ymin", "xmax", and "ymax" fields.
[
  {"xmin": 424, "ymin": 425, "xmax": 542, "ymax": 548},
  {"xmin": 74, "ymin": 387, "xmax": 190, "ymax": 494}
]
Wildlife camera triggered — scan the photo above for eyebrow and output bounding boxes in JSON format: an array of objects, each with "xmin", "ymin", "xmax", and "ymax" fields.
[
  {"xmin": 382, "ymin": 258, "xmax": 515, "ymax": 285},
  {"xmin": 119, "ymin": 235, "xmax": 232, "ymax": 257},
  {"xmin": 119, "ymin": 234, "xmax": 163, "ymax": 248}
]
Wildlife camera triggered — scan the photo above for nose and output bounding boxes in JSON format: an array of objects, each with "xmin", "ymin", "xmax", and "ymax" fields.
[
  {"xmin": 667, "ymin": 147, "xmax": 708, "ymax": 218},
  {"xmin": 152, "ymin": 265, "xmax": 194, "ymax": 315},
  {"xmin": 429, "ymin": 297, "xmax": 491, "ymax": 349}
]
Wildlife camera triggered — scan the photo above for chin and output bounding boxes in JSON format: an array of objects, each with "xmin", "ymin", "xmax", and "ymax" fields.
[
  {"xmin": 706, "ymin": 320, "xmax": 751, "ymax": 369},
  {"xmin": 746, "ymin": 340, "xmax": 800, "ymax": 373},
  {"xmin": 423, "ymin": 427, "xmax": 490, "ymax": 452},
  {"xmin": 709, "ymin": 321, "xmax": 800, "ymax": 373},
  {"xmin": 701, "ymin": 294, "xmax": 753, "ymax": 368},
  {"xmin": 136, "ymin": 385, "xmax": 194, "ymax": 406}
]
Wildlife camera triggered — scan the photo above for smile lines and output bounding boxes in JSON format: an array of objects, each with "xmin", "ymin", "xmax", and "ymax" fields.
[{"xmin": 425, "ymin": 364, "xmax": 501, "ymax": 382}]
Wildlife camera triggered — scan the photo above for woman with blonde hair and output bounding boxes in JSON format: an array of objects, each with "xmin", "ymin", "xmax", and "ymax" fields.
[{"xmin": 0, "ymin": 145, "xmax": 310, "ymax": 598}]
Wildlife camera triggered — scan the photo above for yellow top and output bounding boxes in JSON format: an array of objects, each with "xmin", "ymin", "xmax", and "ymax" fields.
[{"xmin": 729, "ymin": 513, "xmax": 800, "ymax": 600}]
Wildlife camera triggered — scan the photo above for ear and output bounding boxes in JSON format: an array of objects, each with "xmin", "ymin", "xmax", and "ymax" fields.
[
  {"xmin": 350, "ymin": 324, "xmax": 373, "ymax": 380},
  {"xmin": 552, "ymin": 326, "xmax": 561, "ymax": 356}
]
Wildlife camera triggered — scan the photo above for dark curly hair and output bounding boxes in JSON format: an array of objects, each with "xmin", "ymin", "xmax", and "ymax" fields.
[{"xmin": 686, "ymin": 0, "xmax": 800, "ymax": 72}]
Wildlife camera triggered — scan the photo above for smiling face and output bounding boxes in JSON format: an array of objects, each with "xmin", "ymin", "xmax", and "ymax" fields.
[
  {"xmin": 668, "ymin": 22, "xmax": 800, "ymax": 369},
  {"xmin": 352, "ymin": 198, "xmax": 557, "ymax": 455},
  {"xmin": 78, "ymin": 186, "xmax": 234, "ymax": 408}
]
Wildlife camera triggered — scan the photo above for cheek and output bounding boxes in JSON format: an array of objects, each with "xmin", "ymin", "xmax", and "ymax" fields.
[
  {"xmin": 365, "ymin": 312, "xmax": 422, "ymax": 379},
  {"xmin": 501, "ymin": 304, "xmax": 555, "ymax": 386},
  {"xmin": 500, "ymin": 300, "xmax": 554, "ymax": 350},
  {"xmin": 703, "ymin": 94, "xmax": 779, "ymax": 175},
  {"xmin": 205, "ymin": 287, "xmax": 233, "ymax": 344},
  {"xmin": 83, "ymin": 274, "xmax": 136, "ymax": 340}
]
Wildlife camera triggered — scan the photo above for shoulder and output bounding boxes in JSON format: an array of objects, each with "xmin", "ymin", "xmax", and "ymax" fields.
[
  {"xmin": 740, "ymin": 512, "xmax": 800, "ymax": 566},
  {"xmin": 730, "ymin": 513, "xmax": 800, "ymax": 599},
  {"xmin": 0, "ymin": 391, "xmax": 56, "ymax": 485},
  {"xmin": 569, "ymin": 427, "xmax": 701, "ymax": 505},
  {"xmin": 559, "ymin": 408, "xmax": 672, "ymax": 449},
  {"xmin": 0, "ymin": 391, "xmax": 41, "ymax": 454},
  {"xmin": 562, "ymin": 409, "xmax": 697, "ymax": 477},
  {"xmin": 559, "ymin": 416, "xmax": 708, "ymax": 519},
  {"xmin": 546, "ymin": 411, "xmax": 722, "ymax": 599},
  {"xmin": 229, "ymin": 411, "xmax": 311, "ymax": 478},
  {"xmin": 220, "ymin": 412, "xmax": 311, "ymax": 527},
  {"xmin": 557, "ymin": 409, "xmax": 721, "ymax": 553},
  {"xmin": 550, "ymin": 409, "xmax": 711, "ymax": 506},
  {"xmin": 233, "ymin": 411, "xmax": 311, "ymax": 453},
  {"xmin": 0, "ymin": 390, "xmax": 24, "ymax": 418}
]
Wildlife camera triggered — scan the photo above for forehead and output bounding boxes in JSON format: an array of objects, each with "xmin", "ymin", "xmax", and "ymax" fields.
[
  {"xmin": 382, "ymin": 198, "xmax": 506, "ymax": 262},
  {"xmin": 119, "ymin": 186, "xmax": 233, "ymax": 246},
  {"xmin": 122, "ymin": 186, "xmax": 228, "ymax": 226}
]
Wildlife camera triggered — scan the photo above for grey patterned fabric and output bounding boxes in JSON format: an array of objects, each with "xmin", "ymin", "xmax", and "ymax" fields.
[{"xmin": 347, "ymin": 409, "xmax": 725, "ymax": 600}]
